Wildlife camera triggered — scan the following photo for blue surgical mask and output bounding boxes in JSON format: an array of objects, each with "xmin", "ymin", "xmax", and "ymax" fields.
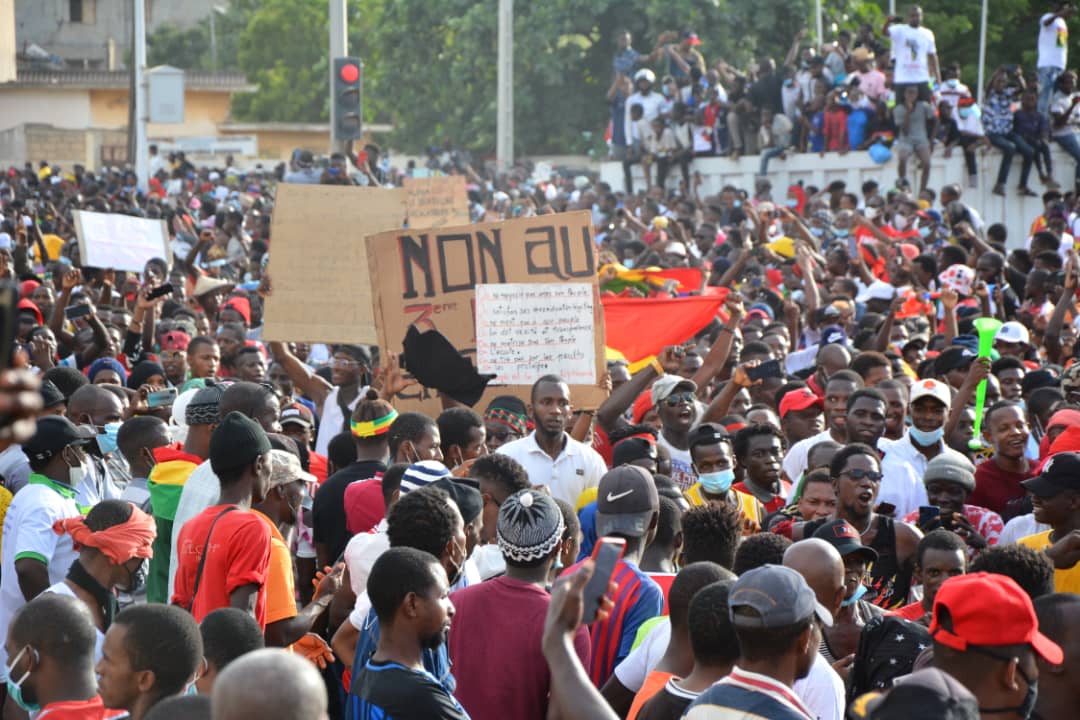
[
  {"xmin": 698, "ymin": 468, "xmax": 736, "ymax": 494},
  {"xmin": 785, "ymin": 198, "xmax": 798, "ymax": 207},
  {"xmin": 5, "ymin": 646, "xmax": 40, "ymax": 714},
  {"xmin": 810, "ymin": 226, "xmax": 825, "ymax": 237},
  {"xmin": 958, "ymin": 108, "xmax": 972, "ymax": 119},
  {"xmin": 733, "ymin": 200, "xmax": 742, "ymax": 208},
  {"xmin": 784, "ymin": 78, "xmax": 794, "ymax": 87},
  {"xmin": 834, "ymin": 228, "xmax": 851, "ymax": 238},
  {"xmin": 97, "ymin": 422, "xmax": 122, "ymax": 455},
  {"xmin": 909, "ymin": 425, "xmax": 944, "ymax": 446},
  {"xmin": 841, "ymin": 583, "xmax": 868, "ymax": 607},
  {"xmin": 946, "ymin": 78, "xmax": 959, "ymax": 88},
  {"xmin": 918, "ymin": 225, "xmax": 932, "ymax": 239}
]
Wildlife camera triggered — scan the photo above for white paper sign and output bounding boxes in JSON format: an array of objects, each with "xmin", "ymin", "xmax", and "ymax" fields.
[
  {"xmin": 73, "ymin": 210, "xmax": 170, "ymax": 273},
  {"xmin": 475, "ymin": 282, "xmax": 597, "ymax": 385}
]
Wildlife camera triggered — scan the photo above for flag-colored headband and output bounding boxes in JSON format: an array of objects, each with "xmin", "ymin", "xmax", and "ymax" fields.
[{"xmin": 351, "ymin": 408, "xmax": 399, "ymax": 438}]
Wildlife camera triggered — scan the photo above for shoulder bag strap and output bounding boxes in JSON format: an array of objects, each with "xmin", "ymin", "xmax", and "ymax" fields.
[{"xmin": 186, "ymin": 505, "xmax": 238, "ymax": 612}]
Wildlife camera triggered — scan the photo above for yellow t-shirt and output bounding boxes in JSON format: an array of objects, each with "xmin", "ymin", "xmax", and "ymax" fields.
[
  {"xmin": 683, "ymin": 483, "xmax": 763, "ymax": 534},
  {"xmin": 34, "ymin": 234, "xmax": 66, "ymax": 262},
  {"xmin": 1018, "ymin": 530, "xmax": 1080, "ymax": 594}
]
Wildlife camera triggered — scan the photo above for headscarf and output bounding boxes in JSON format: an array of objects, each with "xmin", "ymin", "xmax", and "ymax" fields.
[{"xmin": 53, "ymin": 503, "xmax": 156, "ymax": 564}]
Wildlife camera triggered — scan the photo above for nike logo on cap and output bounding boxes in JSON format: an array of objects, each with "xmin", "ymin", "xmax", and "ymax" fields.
[{"xmin": 606, "ymin": 489, "xmax": 635, "ymax": 502}]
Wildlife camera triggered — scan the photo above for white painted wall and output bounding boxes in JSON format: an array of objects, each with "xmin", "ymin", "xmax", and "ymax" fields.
[
  {"xmin": 600, "ymin": 149, "xmax": 1078, "ymax": 249},
  {"xmin": 0, "ymin": 88, "xmax": 91, "ymax": 131}
]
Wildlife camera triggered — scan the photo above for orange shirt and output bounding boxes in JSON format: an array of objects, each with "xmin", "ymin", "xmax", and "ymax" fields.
[
  {"xmin": 172, "ymin": 504, "xmax": 271, "ymax": 627},
  {"xmin": 255, "ymin": 510, "xmax": 299, "ymax": 627},
  {"xmin": 628, "ymin": 670, "xmax": 677, "ymax": 720}
]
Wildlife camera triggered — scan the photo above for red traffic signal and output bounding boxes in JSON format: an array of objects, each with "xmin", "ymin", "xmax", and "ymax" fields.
[{"xmin": 339, "ymin": 63, "xmax": 360, "ymax": 84}]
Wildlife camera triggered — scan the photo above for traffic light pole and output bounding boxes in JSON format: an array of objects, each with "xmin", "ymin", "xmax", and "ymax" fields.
[
  {"xmin": 496, "ymin": 0, "xmax": 514, "ymax": 172},
  {"xmin": 329, "ymin": 0, "xmax": 349, "ymax": 155}
]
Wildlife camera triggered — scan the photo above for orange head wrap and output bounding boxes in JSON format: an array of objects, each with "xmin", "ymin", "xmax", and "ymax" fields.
[{"xmin": 53, "ymin": 503, "xmax": 156, "ymax": 564}]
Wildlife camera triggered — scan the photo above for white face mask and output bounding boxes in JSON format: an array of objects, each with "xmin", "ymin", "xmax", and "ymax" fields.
[
  {"xmin": 68, "ymin": 461, "xmax": 86, "ymax": 488},
  {"xmin": 894, "ymin": 214, "xmax": 912, "ymax": 230}
]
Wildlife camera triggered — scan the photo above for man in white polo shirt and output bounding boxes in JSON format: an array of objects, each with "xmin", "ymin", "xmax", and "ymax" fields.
[{"xmin": 496, "ymin": 374, "xmax": 606, "ymax": 506}]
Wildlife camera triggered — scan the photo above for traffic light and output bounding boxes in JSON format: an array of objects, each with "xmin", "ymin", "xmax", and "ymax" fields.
[{"xmin": 332, "ymin": 57, "xmax": 363, "ymax": 141}]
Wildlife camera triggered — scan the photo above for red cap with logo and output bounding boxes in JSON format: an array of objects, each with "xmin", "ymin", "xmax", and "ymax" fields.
[
  {"xmin": 929, "ymin": 572, "xmax": 1063, "ymax": 664},
  {"xmin": 779, "ymin": 388, "xmax": 824, "ymax": 418}
]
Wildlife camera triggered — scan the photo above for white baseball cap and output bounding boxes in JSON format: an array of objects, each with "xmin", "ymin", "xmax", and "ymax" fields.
[
  {"xmin": 909, "ymin": 378, "xmax": 951, "ymax": 410},
  {"xmin": 995, "ymin": 321, "xmax": 1030, "ymax": 345}
]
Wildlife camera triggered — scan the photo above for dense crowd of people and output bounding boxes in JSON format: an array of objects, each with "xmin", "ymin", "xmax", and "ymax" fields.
[
  {"xmin": 609, "ymin": 2, "xmax": 1080, "ymax": 197},
  {"xmin": 2, "ymin": 9, "xmax": 1080, "ymax": 720}
]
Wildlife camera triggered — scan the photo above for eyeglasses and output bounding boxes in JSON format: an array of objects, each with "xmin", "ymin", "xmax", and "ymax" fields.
[
  {"xmin": 664, "ymin": 391, "xmax": 696, "ymax": 406},
  {"xmin": 841, "ymin": 469, "xmax": 883, "ymax": 482},
  {"xmin": 332, "ymin": 358, "xmax": 360, "ymax": 368},
  {"xmin": 488, "ymin": 429, "xmax": 518, "ymax": 442}
]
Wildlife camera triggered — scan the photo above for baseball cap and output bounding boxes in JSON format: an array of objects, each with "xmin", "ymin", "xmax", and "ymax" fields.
[
  {"xmin": 595, "ymin": 465, "xmax": 660, "ymax": 538},
  {"xmin": 812, "ymin": 519, "xmax": 878, "ymax": 563},
  {"xmin": 729, "ymin": 564, "xmax": 833, "ymax": 629},
  {"xmin": 930, "ymin": 572, "xmax": 1063, "ymax": 664},
  {"xmin": 23, "ymin": 416, "xmax": 96, "ymax": 463},
  {"xmin": 431, "ymin": 478, "xmax": 483, "ymax": 524},
  {"xmin": 209, "ymin": 411, "xmax": 272, "ymax": 475},
  {"xmin": 681, "ymin": 30, "xmax": 701, "ymax": 45},
  {"xmin": 1021, "ymin": 368, "xmax": 1059, "ymax": 395},
  {"xmin": 688, "ymin": 422, "xmax": 730, "ymax": 451},
  {"xmin": 267, "ymin": 449, "xmax": 317, "ymax": 489},
  {"xmin": 1021, "ymin": 451, "xmax": 1080, "ymax": 497},
  {"xmin": 160, "ymin": 330, "xmax": 191, "ymax": 352},
  {"xmin": 650, "ymin": 374, "xmax": 697, "ymax": 407},
  {"xmin": 910, "ymin": 379, "xmax": 951, "ymax": 410},
  {"xmin": 934, "ymin": 347, "xmax": 975, "ymax": 375},
  {"xmin": 856, "ymin": 280, "xmax": 896, "ymax": 304},
  {"xmin": 779, "ymin": 388, "xmax": 824, "ymax": 418},
  {"xmin": 280, "ymin": 402, "xmax": 314, "ymax": 429},
  {"xmin": 852, "ymin": 46, "xmax": 875, "ymax": 62},
  {"xmin": 820, "ymin": 325, "xmax": 848, "ymax": 346},
  {"xmin": 995, "ymin": 321, "xmax": 1030, "ymax": 346},
  {"xmin": 924, "ymin": 453, "xmax": 976, "ymax": 491},
  {"xmin": 849, "ymin": 668, "xmax": 979, "ymax": 720}
]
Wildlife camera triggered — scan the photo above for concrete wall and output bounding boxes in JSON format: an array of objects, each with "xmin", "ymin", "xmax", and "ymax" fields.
[
  {"xmin": 89, "ymin": 88, "xmax": 231, "ymax": 136},
  {"xmin": 0, "ymin": 87, "xmax": 92, "ymax": 131},
  {"xmin": 600, "ymin": 150, "xmax": 1074, "ymax": 248},
  {"xmin": 15, "ymin": 0, "xmax": 220, "ymax": 65}
]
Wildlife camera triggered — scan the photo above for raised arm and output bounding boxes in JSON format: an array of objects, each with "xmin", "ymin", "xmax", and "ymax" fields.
[{"xmin": 268, "ymin": 341, "xmax": 333, "ymax": 410}]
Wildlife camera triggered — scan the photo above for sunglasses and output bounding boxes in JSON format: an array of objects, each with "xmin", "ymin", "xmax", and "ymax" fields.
[
  {"xmin": 664, "ymin": 391, "xmax": 696, "ymax": 407},
  {"xmin": 841, "ymin": 469, "xmax": 883, "ymax": 482},
  {"xmin": 488, "ymin": 429, "xmax": 518, "ymax": 442}
]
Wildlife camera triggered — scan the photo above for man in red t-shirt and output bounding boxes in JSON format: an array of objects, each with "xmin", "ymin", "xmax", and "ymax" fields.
[
  {"xmin": 970, "ymin": 402, "xmax": 1033, "ymax": 518},
  {"xmin": 172, "ymin": 412, "xmax": 273, "ymax": 628},
  {"xmin": 4, "ymin": 594, "xmax": 127, "ymax": 719}
]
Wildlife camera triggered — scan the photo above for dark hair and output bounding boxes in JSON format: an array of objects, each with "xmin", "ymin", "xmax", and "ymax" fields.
[
  {"xmin": 773, "ymin": 381, "xmax": 808, "ymax": 411},
  {"xmin": 991, "ymin": 356, "xmax": 1025, "ymax": 375},
  {"xmin": 653, "ymin": 496, "xmax": 683, "ymax": 549},
  {"xmin": 741, "ymin": 341, "xmax": 773, "ymax": 359},
  {"xmin": 732, "ymin": 532, "xmax": 792, "ymax": 576},
  {"xmin": 732, "ymin": 423, "xmax": 784, "ymax": 462},
  {"xmin": 187, "ymin": 335, "xmax": 217, "ymax": 355},
  {"xmin": 846, "ymin": 387, "xmax": 887, "ymax": 412},
  {"xmin": 470, "ymin": 453, "xmax": 530, "ymax": 499},
  {"xmin": 1033, "ymin": 593, "xmax": 1080, "ymax": 645},
  {"xmin": 380, "ymin": 463, "xmax": 410, "ymax": 507},
  {"xmin": 1028, "ymin": 387, "xmax": 1065, "ymax": 419},
  {"xmin": 916, "ymin": 528, "xmax": 968, "ymax": 567},
  {"xmin": 217, "ymin": 322, "xmax": 245, "ymax": 342},
  {"xmin": 437, "ymin": 407, "xmax": 483, "ymax": 457},
  {"xmin": 689, "ymin": 580, "xmax": 740, "ymax": 665},
  {"xmin": 613, "ymin": 437, "xmax": 656, "ymax": 466},
  {"xmin": 117, "ymin": 415, "xmax": 170, "ymax": 466},
  {"xmin": 829, "ymin": 442, "xmax": 880, "ymax": 478},
  {"xmin": 668, "ymin": 562, "xmax": 732, "ymax": 630},
  {"xmin": 367, "ymin": 546, "xmax": 443, "ymax": 624},
  {"xmin": 984, "ymin": 400, "xmax": 1024, "ymax": 428},
  {"xmin": 43, "ymin": 365, "xmax": 89, "ymax": 399},
  {"xmin": 219, "ymin": 381, "xmax": 275, "ymax": 418},
  {"xmin": 806, "ymin": 440, "xmax": 842, "ymax": 470},
  {"xmin": 84, "ymin": 498, "xmax": 133, "ymax": 533},
  {"xmin": 199, "ymin": 608, "xmax": 264, "ymax": 674},
  {"xmin": 387, "ymin": 486, "xmax": 458, "ymax": 559},
  {"xmin": 969, "ymin": 544, "xmax": 1054, "ymax": 600},
  {"xmin": 114, "ymin": 605, "xmax": 203, "ymax": 698},
  {"xmin": 554, "ymin": 498, "xmax": 580, "ymax": 541},
  {"xmin": 734, "ymin": 615, "xmax": 811, "ymax": 661},
  {"xmin": 10, "ymin": 594, "xmax": 96, "ymax": 671},
  {"xmin": 913, "ymin": 254, "xmax": 937, "ymax": 277},
  {"xmin": 327, "ymin": 431, "xmax": 358, "ymax": 471},
  {"xmin": 850, "ymin": 352, "xmax": 890, "ymax": 381},
  {"xmin": 143, "ymin": 695, "xmax": 212, "ymax": 720},
  {"xmin": 825, "ymin": 369, "xmax": 864, "ymax": 389},
  {"xmin": 803, "ymin": 468, "xmax": 832, "ymax": 489},
  {"xmin": 387, "ymin": 412, "xmax": 436, "ymax": 458},
  {"xmin": 530, "ymin": 374, "xmax": 567, "ymax": 403},
  {"xmin": 609, "ymin": 423, "xmax": 659, "ymax": 444},
  {"xmin": 682, "ymin": 505, "xmax": 742, "ymax": 570}
]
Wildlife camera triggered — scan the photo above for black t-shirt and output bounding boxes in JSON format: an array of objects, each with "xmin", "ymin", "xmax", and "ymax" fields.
[
  {"xmin": 312, "ymin": 459, "xmax": 386, "ymax": 563},
  {"xmin": 748, "ymin": 74, "xmax": 784, "ymax": 114},
  {"xmin": 349, "ymin": 659, "xmax": 468, "ymax": 720},
  {"xmin": 638, "ymin": 680, "xmax": 699, "ymax": 720}
]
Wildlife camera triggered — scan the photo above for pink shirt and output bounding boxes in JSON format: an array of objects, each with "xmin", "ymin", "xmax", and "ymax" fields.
[{"xmin": 854, "ymin": 70, "xmax": 888, "ymax": 101}]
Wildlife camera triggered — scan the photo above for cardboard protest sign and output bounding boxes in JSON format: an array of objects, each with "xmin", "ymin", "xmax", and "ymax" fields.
[
  {"xmin": 403, "ymin": 175, "xmax": 469, "ymax": 229},
  {"xmin": 72, "ymin": 210, "xmax": 169, "ymax": 273},
  {"xmin": 366, "ymin": 211, "xmax": 607, "ymax": 416},
  {"xmin": 261, "ymin": 184, "xmax": 406, "ymax": 344}
]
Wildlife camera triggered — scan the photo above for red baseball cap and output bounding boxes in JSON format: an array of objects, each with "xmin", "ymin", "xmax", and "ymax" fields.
[
  {"xmin": 929, "ymin": 573, "xmax": 1063, "ymax": 664},
  {"xmin": 779, "ymin": 388, "xmax": 824, "ymax": 418},
  {"xmin": 160, "ymin": 330, "xmax": 191, "ymax": 352}
]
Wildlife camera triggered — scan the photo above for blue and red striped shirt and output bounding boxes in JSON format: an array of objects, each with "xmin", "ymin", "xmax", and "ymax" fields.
[{"xmin": 566, "ymin": 557, "xmax": 663, "ymax": 687}]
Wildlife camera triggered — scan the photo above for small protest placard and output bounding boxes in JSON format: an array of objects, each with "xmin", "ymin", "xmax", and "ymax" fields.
[
  {"xmin": 403, "ymin": 175, "xmax": 469, "ymax": 229},
  {"xmin": 475, "ymin": 283, "xmax": 597, "ymax": 385},
  {"xmin": 73, "ymin": 210, "xmax": 170, "ymax": 273}
]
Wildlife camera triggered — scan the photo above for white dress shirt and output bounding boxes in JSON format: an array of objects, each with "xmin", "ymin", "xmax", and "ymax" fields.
[{"xmin": 496, "ymin": 431, "xmax": 607, "ymax": 506}]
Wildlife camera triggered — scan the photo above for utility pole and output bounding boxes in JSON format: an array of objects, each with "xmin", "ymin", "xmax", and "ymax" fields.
[
  {"xmin": 329, "ymin": 0, "xmax": 348, "ymax": 155},
  {"xmin": 133, "ymin": 0, "xmax": 148, "ymax": 191},
  {"xmin": 496, "ymin": 0, "xmax": 514, "ymax": 171}
]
